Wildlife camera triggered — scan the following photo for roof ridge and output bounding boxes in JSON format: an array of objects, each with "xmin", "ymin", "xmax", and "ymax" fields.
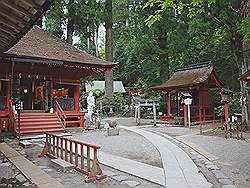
[{"xmin": 175, "ymin": 61, "xmax": 213, "ymax": 72}]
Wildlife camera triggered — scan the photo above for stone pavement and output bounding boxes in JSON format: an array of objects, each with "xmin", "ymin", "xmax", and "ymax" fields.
[
  {"xmin": 0, "ymin": 142, "xmax": 64, "ymax": 188},
  {"xmin": 119, "ymin": 125, "xmax": 212, "ymax": 188},
  {"xmin": 98, "ymin": 151, "xmax": 165, "ymax": 186}
]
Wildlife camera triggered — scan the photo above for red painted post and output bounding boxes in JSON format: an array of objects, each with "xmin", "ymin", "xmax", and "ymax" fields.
[
  {"xmin": 167, "ymin": 93, "xmax": 171, "ymax": 115},
  {"xmin": 75, "ymin": 143, "xmax": 78, "ymax": 167},
  {"xmin": 65, "ymin": 140, "xmax": 68, "ymax": 162},
  {"xmin": 199, "ymin": 108, "xmax": 202, "ymax": 123},
  {"xmin": 70, "ymin": 141, "xmax": 73, "ymax": 164},
  {"xmin": 46, "ymin": 133, "xmax": 48, "ymax": 143},
  {"xmin": 49, "ymin": 134, "xmax": 52, "ymax": 153},
  {"xmin": 93, "ymin": 148, "xmax": 97, "ymax": 161},
  {"xmin": 87, "ymin": 146, "xmax": 90, "ymax": 171},
  {"xmin": 199, "ymin": 108, "xmax": 202, "ymax": 135},
  {"xmin": 56, "ymin": 136, "xmax": 59, "ymax": 157},
  {"xmin": 80, "ymin": 116, "xmax": 84, "ymax": 128},
  {"xmin": 60, "ymin": 137, "xmax": 63, "ymax": 159},
  {"xmin": 203, "ymin": 108, "xmax": 206, "ymax": 122},
  {"xmin": 53, "ymin": 136, "xmax": 55, "ymax": 155},
  {"xmin": 74, "ymin": 85, "xmax": 80, "ymax": 112},
  {"xmin": 224, "ymin": 102, "xmax": 229, "ymax": 123},
  {"xmin": 183, "ymin": 104, "xmax": 187, "ymax": 126},
  {"xmin": 80, "ymin": 144, "xmax": 84, "ymax": 169}
]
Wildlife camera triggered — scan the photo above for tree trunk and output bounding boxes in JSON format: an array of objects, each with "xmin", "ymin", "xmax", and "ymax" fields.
[
  {"xmin": 66, "ymin": 0, "xmax": 74, "ymax": 45},
  {"xmin": 158, "ymin": 29, "xmax": 169, "ymax": 83},
  {"xmin": 67, "ymin": 19, "xmax": 74, "ymax": 44},
  {"xmin": 241, "ymin": 0, "xmax": 250, "ymax": 124},
  {"xmin": 105, "ymin": 0, "xmax": 114, "ymax": 116},
  {"xmin": 95, "ymin": 26, "xmax": 99, "ymax": 57}
]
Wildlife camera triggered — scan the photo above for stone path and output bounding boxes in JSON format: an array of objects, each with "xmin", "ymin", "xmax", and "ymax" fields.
[
  {"xmin": 98, "ymin": 151, "xmax": 165, "ymax": 186},
  {"xmin": 0, "ymin": 142, "xmax": 64, "ymax": 188},
  {"xmin": 119, "ymin": 125, "xmax": 212, "ymax": 188}
]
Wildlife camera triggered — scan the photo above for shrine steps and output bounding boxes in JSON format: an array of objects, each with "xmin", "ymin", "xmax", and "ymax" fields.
[{"xmin": 15, "ymin": 112, "xmax": 65, "ymax": 135}]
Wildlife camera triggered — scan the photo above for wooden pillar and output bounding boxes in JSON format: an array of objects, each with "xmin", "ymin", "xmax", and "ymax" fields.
[
  {"xmin": 167, "ymin": 93, "xmax": 171, "ymax": 115},
  {"xmin": 50, "ymin": 80, "xmax": 53, "ymax": 110},
  {"xmin": 6, "ymin": 80, "xmax": 11, "ymax": 110},
  {"xmin": 184, "ymin": 104, "xmax": 188, "ymax": 126},
  {"xmin": 225, "ymin": 102, "xmax": 229, "ymax": 123},
  {"xmin": 128, "ymin": 89, "xmax": 132, "ymax": 109},
  {"xmin": 199, "ymin": 107, "xmax": 202, "ymax": 123},
  {"xmin": 203, "ymin": 108, "xmax": 206, "ymax": 122},
  {"xmin": 74, "ymin": 84, "xmax": 80, "ymax": 112}
]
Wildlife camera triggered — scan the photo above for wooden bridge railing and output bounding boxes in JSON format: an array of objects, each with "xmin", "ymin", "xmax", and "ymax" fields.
[
  {"xmin": 39, "ymin": 132, "xmax": 106, "ymax": 182},
  {"xmin": 55, "ymin": 100, "xmax": 66, "ymax": 128}
]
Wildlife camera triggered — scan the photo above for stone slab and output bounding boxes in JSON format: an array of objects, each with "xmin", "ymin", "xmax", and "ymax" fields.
[
  {"xmin": 19, "ymin": 141, "xmax": 33, "ymax": 148},
  {"xmin": 51, "ymin": 158, "xmax": 74, "ymax": 172},
  {"xmin": 112, "ymin": 175, "xmax": 129, "ymax": 182},
  {"xmin": 105, "ymin": 170, "xmax": 116, "ymax": 177},
  {"xmin": 122, "ymin": 180, "xmax": 140, "ymax": 187},
  {"xmin": 107, "ymin": 128, "xmax": 119, "ymax": 136},
  {"xmin": 98, "ymin": 151, "xmax": 165, "ymax": 186}
]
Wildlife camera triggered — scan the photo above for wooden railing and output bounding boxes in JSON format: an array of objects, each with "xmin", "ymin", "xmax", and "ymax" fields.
[
  {"xmin": 39, "ymin": 132, "xmax": 106, "ymax": 182},
  {"xmin": 55, "ymin": 100, "xmax": 66, "ymax": 128}
]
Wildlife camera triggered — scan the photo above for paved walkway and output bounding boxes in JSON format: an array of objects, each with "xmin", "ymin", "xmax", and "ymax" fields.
[
  {"xmin": 0, "ymin": 143, "xmax": 64, "ymax": 188},
  {"xmin": 99, "ymin": 151, "xmax": 165, "ymax": 186},
  {"xmin": 119, "ymin": 125, "xmax": 212, "ymax": 188}
]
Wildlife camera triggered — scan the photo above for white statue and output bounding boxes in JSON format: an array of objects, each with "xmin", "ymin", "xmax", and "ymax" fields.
[{"xmin": 87, "ymin": 91, "xmax": 95, "ymax": 116}]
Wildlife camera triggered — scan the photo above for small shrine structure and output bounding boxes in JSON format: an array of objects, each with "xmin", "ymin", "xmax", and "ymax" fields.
[{"xmin": 152, "ymin": 61, "xmax": 223, "ymax": 123}]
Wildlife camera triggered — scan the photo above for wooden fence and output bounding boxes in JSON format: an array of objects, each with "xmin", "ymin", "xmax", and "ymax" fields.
[{"xmin": 39, "ymin": 132, "xmax": 106, "ymax": 182}]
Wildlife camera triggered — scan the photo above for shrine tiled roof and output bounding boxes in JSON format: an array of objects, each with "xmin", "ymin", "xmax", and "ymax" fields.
[
  {"xmin": 4, "ymin": 25, "xmax": 115, "ymax": 68},
  {"xmin": 152, "ymin": 61, "xmax": 222, "ymax": 91}
]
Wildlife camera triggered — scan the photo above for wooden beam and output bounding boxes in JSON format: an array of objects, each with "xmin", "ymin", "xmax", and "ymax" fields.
[
  {"xmin": 0, "ymin": 27, "xmax": 15, "ymax": 38},
  {"xmin": 0, "ymin": 37, "xmax": 10, "ymax": 45},
  {"xmin": 0, "ymin": 17, "xmax": 22, "ymax": 32},
  {"xmin": 20, "ymin": 0, "xmax": 42, "ymax": 10},
  {"xmin": 0, "ymin": 32, "xmax": 13, "ymax": 41},
  {"xmin": 0, "ymin": 8, "xmax": 26, "ymax": 26},
  {"xmin": 1, "ymin": 0, "xmax": 33, "ymax": 18},
  {"xmin": 0, "ymin": 23, "xmax": 17, "ymax": 37}
]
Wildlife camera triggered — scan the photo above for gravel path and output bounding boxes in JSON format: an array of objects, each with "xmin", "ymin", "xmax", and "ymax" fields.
[
  {"xmin": 141, "ymin": 124, "xmax": 250, "ymax": 188},
  {"xmin": 72, "ymin": 129, "xmax": 163, "ymax": 168},
  {"xmin": 183, "ymin": 134, "xmax": 250, "ymax": 188}
]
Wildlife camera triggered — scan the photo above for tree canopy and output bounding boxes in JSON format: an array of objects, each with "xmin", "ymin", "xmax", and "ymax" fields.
[{"xmin": 44, "ymin": 0, "xmax": 250, "ymax": 92}]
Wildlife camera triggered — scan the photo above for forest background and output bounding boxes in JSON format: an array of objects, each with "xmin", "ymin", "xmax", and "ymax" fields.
[{"xmin": 42, "ymin": 0, "xmax": 250, "ymax": 116}]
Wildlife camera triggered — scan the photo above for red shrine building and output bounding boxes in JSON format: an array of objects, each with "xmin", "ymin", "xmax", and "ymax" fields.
[
  {"xmin": 0, "ymin": 26, "xmax": 115, "ymax": 134},
  {"xmin": 152, "ymin": 62, "xmax": 223, "ymax": 123}
]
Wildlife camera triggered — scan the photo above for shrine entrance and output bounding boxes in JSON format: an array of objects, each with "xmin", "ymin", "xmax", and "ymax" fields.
[{"xmin": 20, "ymin": 78, "xmax": 50, "ymax": 111}]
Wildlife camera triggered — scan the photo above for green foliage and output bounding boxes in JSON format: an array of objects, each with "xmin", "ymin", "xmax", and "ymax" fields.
[
  {"xmin": 45, "ymin": 0, "xmax": 248, "ymax": 117},
  {"xmin": 44, "ymin": 0, "xmax": 65, "ymax": 38},
  {"xmin": 239, "ymin": 17, "xmax": 250, "ymax": 41}
]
